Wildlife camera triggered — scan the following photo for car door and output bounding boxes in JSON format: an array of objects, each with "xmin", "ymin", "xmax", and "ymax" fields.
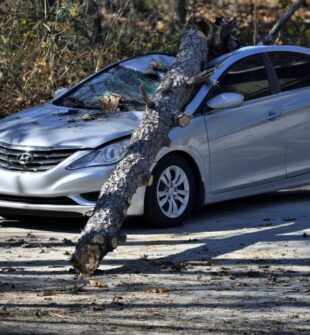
[
  {"xmin": 204, "ymin": 54, "xmax": 286, "ymax": 193},
  {"xmin": 267, "ymin": 51, "xmax": 310, "ymax": 177}
]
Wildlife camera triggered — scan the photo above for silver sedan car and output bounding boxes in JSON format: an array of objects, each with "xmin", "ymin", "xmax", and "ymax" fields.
[{"xmin": 0, "ymin": 45, "xmax": 309, "ymax": 227}]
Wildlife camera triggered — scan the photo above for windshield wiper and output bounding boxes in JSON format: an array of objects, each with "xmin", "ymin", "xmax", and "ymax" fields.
[{"xmin": 58, "ymin": 96, "xmax": 100, "ymax": 110}]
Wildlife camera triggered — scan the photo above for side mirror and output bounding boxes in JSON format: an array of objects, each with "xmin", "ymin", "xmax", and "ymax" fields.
[
  {"xmin": 54, "ymin": 87, "xmax": 69, "ymax": 98},
  {"xmin": 207, "ymin": 92, "xmax": 244, "ymax": 110}
]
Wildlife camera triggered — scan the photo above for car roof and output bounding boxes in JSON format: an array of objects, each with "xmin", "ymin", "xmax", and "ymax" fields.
[
  {"xmin": 208, "ymin": 45, "xmax": 310, "ymax": 66},
  {"xmin": 120, "ymin": 53, "xmax": 175, "ymax": 72},
  {"xmin": 53, "ymin": 47, "xmax": 308, "ymax": 104}
]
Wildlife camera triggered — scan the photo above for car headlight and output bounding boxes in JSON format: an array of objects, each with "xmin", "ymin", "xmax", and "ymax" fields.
[{"xmin": 67, "ymin": 139, "xmax": 130, "ymax": 170}]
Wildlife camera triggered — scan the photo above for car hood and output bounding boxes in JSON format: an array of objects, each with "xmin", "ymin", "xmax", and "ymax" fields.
[{"xmin": 0, "ymin": 103, "xmax": 143, "ymax": 149}]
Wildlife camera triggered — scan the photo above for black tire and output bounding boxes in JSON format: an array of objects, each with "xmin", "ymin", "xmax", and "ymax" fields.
[{"xmin": 145, "ymin": 154, "xmax": 197, "ymax": 228}]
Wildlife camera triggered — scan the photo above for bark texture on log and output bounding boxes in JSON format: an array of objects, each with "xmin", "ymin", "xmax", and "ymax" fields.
[{"xmin": 71, "ymin": 17, "xmax": 238, "ymax": 275}]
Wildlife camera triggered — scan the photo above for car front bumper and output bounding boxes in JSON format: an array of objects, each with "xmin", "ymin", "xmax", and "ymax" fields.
[
  {"xmin": 0, "ymin": 150, "xmax": 146, "ymax": 217},
  {"xmin": 0, "ymin": 200, "xmax": 94, "ymax": 217}
]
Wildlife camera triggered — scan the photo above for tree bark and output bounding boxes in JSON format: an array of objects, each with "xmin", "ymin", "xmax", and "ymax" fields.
[{"xmin": 70, "ymin": 17, "xmax": 238, "ymax": 275}]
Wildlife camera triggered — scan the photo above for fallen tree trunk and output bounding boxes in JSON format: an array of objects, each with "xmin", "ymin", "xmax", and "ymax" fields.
[{"xmin": 71, "ymin": 16, "xmax": 239, "ymax": 275}]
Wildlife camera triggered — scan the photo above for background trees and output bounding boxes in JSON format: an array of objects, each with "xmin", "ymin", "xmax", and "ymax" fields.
[
  {"xmin": 175, "ymin": 0, "xmax": 187, "ymax": 24},
  {"xmin": 0, "ymin": 0, "xmax": 309, "ymax": 118}
]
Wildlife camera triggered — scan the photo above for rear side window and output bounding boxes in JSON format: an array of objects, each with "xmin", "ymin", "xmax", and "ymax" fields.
[
  {"xmin": 210, "ymin": 55, "xmax": 271, "ymax": 102},
  {"xmin": 268, "ymin": 52, "xmax": 310, "ymax": 92}
]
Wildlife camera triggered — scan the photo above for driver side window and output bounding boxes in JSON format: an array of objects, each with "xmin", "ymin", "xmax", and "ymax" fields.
[{"xmin": 211, "ymin": 55, "xmax": 271, "ymax": 102}]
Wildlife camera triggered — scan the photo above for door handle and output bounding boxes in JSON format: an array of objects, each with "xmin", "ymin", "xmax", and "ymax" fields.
[{"xmin": 266, "ymin": 111, "xmax": 281, "ymax": 121}]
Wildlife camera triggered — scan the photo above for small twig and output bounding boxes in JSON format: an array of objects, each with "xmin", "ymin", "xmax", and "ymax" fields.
[
  {"xmin": 253, "ymin": 0, "xmax": 258, "ymax": 45},
  {"xmin": 48, "ymin": 311, "xmax": 76, "ymax": 320},
  {"xmin": 139, "ymin": 84, "xmax": 150, "ymax": 106},
  {"xmin": 186, "ymin": 68, "xmax": 216, "ymax": 86}
]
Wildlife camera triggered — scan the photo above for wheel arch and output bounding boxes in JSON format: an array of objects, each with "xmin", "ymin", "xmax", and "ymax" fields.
[{"xmin": 148, "ymin": 150, "xmax": 205, "ymax": 211}]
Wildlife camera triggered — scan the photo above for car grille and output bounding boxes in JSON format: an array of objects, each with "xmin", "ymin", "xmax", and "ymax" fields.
[
  {"xmin": 0, "ymin": 194, "xmax": 77, "ymax": 205},
  {"xmin": 0, "ymin": 143, "xmax": 77, "ymax": 172},
  {"xmin": 81, "ymin": 192, "xmax": 100, "ymax": 202}
]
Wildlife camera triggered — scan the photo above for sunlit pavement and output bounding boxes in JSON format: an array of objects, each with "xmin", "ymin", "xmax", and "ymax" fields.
[{"xmin": 0, "ymin": 189, "xmax": 310, "ymax": 334}]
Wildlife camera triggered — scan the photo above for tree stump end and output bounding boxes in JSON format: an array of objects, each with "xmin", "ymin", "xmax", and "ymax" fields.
[{"xmin": 70, "ymin": 233, "xmax": 106, "ymax": 275}]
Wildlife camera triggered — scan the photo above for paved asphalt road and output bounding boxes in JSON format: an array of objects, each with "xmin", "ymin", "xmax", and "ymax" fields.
[{"xmin": 0, "ymin": 189, "xmax": 310, "ymax": 334}]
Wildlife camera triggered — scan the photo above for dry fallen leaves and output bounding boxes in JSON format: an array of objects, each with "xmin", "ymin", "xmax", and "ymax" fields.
[
  {"xmin": 90, "ymin": 303, "xmax": 106, "ymax": 311},
  {"xmin": 63, "ymin": 238, "xmax": 74, "ymax": 246},
  {"xmin": 99, "ymin": 94, "xmax": 121, "ymax": 111},
  {"xmin": 38, "ymin": 289, "xmax": 56, "ymax": 297},
  {"xmin": 88, "ymin": 279, "xmax": 108, "ymax": 288},
  {"xmin": 48, "ymin": 311, "xmax": 71, "ymax": 319},
  {"xmin": 0, "ymin": 306, "xmax": 9, "ymax": 316},
  {"xmin": 1, "ymin": 267, "xmax": 16, "ymax": 272},
  {"xmin": 48, "ymin": 237, "xmax": 58, "ymax": 241},
  {"xmin": 81, "ymin": 113, "xmax": 96, "ymax": 121},
  {"xmin": 147, "ymin": 287, "xmax": 169, "ymax": 294}
]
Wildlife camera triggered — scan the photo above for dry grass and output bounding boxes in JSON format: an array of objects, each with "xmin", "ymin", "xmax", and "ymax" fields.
[{"xmin": 0, "ymin": 0, "xmax": 309, "ymax": 118}]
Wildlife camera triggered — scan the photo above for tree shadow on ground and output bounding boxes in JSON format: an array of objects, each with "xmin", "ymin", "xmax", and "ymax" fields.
[
  {"xmin": 1, "ymin": 189, "xmax": 309, "ymax": 275},
  {"xmin": 2, "ymin": 188, "xmax": 310, "ymax": 232},
  {"xmin": 1, "ymin": 190, "xmax": 310, "ymax": 334}
]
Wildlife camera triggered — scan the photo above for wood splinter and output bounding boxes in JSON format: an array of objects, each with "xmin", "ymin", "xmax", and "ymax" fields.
[
  {"xmin": 141, "ymin": 174, "xmax": 154, "ymax": 187},
  {"xmin": 139, "ymin": 84, "xmax": 154, "ymax": 108},
  {"xmin": 176, "ymin": 114, "xmax": 191, "ymax": 128}
]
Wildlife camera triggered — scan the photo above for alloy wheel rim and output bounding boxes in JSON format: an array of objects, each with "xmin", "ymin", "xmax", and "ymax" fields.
[{"xmin": 156, "ymin": 165, "xmax": 190, "ymax": 219}]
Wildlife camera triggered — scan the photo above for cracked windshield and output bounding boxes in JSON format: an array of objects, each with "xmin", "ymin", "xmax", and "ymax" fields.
[{"xmin": 55, "ymin": 65, "xmax": 159, "ymax": 111}]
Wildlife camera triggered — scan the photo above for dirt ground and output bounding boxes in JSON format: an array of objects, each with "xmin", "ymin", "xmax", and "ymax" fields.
[{"xmin": 1, "ymin": 189, "xmax": 310, "ymax": 335}]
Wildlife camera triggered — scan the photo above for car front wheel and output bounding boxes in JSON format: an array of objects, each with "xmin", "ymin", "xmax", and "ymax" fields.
[{"xmin": 145, "ymin": 154, "xmax": 197, "ymax": 228}]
